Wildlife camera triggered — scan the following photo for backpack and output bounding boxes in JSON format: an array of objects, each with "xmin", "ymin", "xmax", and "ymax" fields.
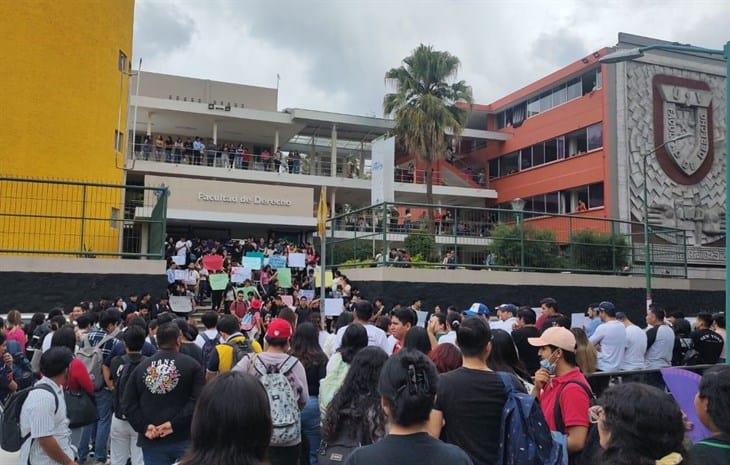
[
  {"xmin": 200, "ymin": 333, "xmax": 220, "ymax": 367},
  {"xmin": 251, "ymin": 355, "xmax": 300, "ymax": 446},
  {"xmin": 1, "ymin": 384, "xmax": 58, "ymax": 452},
  {"xmin": 553, "ymin": 380, "xmax": 601, "ymax": 465},
  {"xmin": 6, "ymin": 341, "xmax": 35, "ymax": 391},
  {"xmin": 114, "ymin": 354, "xmax": 146, "ymax": 420},
  {"xmin": 318, "ymin": 428, "xmax": 362, "ymax": 465},
  {"xmin": 496, "ymin": 372, "xmax": 564, "ymax": 465},
  {"xmin": 76, "ymin": 330, "xmax": 119, "ymax": 391},
  {"xmin": 225, "ymin": 338, "xmax": 253, "ymax": 370}
]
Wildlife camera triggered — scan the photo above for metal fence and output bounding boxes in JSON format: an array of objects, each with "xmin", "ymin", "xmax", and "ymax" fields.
[
  {"xmin": 325, "ymin": 202, "xmax": 688, "ymax": 277},
  {"xmin": 0, "ymin": 177, "xmax": 167, "ymax": 259}
]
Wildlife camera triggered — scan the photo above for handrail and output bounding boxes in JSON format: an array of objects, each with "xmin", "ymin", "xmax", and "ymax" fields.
[{"xmin": 585, "ymin": 363, "xmax": 717, "ymax": 378}]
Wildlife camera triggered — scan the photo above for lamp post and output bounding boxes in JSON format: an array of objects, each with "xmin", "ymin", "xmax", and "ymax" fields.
[
  {"xmin": 601, "ymin": 41, "xmax": 729, "ymax": 364},
  {"xmin": 511, "ymin": 198, "xmax": 526, "ymax": 268},
  {"xmin": 640, "ymin": 133, "xmax": 692, "ymax": 311}
]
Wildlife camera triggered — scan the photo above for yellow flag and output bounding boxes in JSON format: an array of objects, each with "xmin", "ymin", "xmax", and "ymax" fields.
[{"xmin": 317, "ymin": 186, "xmax": 328, "ymax": 238}]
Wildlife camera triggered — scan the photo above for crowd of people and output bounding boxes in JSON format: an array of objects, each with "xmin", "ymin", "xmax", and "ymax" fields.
[{"xmin": 2, "ymin": 284, "xmax": 728, "ymax": 465}]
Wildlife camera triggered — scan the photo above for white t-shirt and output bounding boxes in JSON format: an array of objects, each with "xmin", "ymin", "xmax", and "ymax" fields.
[
  {"xmin": 386, "ymin": 334, "xmax": 398, "ymax": 355},
  {"xmin": 175, "ymin": 240, "xmax": 190, "ymax": 256},
  {"xmin": 492, "ymin": 317, "xmax": 517, "ymax": 334},
  {"xmin": 645, "ymin": 324, "xmax": 675, "ymax": 369},
  {"xmin": 438, "ymin": 330, "xmax": 457, "ymax": 346},
  {"xmin": 41, "ymin": 331, "xmax": 55, "ymax": 353},
  {"xmin": 318, "ymin": 330, "xmax": 329, "ymax": 352},
  {"xmin": 589, "ymin": 319, "xmax": 626, "ymax": 372},
  {"xmin": 621, "ymin": 324, "xmax": 647, "ymax": 371},
  {"xmin": 333, "ymin": 323, "xmax": 389, "ymax": 353},
  {"xmin": 194, "ymin": 328, "xmax": 220, "ymax": 349}
]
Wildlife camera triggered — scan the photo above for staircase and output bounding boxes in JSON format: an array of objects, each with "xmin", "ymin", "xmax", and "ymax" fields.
[{"xmin": 440, "ymin": 161, "xmax": 484, "ymax": 188}]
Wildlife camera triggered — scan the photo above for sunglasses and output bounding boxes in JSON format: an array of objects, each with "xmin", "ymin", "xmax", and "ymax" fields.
[{"xmin": 589, "ymin": 405, "xmax": 605, "ymax": 424}]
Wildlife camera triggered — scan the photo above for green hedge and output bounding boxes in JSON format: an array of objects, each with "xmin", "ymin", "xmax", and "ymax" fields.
[
  {"xmin": 569, "ymin": 230, "xmax": 629, "ymax": 272},
  {"xmin": 404, "ymin": 230, "xmax": 436, "ymax": 261},
  {"xmin": 490, "ymin": 224, "xmax": 561, "ymax": 270}
]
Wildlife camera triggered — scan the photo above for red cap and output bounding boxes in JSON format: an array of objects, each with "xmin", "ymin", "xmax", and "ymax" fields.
[
  {"xmin": 251, "ymin": 299, "xmax": 262, "ymax": 310},
  {"xmin": 266, "ymin": 318, "xmax": 292, "ymax": 340}
]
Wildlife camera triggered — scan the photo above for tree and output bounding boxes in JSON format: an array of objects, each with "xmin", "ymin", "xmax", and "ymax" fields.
[
  {"xmin": 490, "ymin": 224, "xmax": 561, "ymax": 270},
  {"xmin": 383, "ymin": 45, "xmax": 473, "ymax": 229}
]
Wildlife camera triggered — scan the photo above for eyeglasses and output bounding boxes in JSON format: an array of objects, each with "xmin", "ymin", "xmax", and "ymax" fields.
[{"xmin": 588, "ymin": 405, "xmax": 605, "ymax": 424}]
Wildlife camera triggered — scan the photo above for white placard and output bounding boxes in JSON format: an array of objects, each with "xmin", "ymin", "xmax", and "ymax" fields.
[
  {"xmin": 172, "ymin": 255, "xmax": 186, "ymax": 266},
  {"xmin": 571, "ymin": 313, "xmax": 586, "ymax": 330},
  {"xmin": 174, "ymin": 270, "xmax": 188, "ymax": 281},
  {"xmin": 231, "ymin": 267, "xmax": 252, "ymax": 284},
  {"xmin": 416, "ymin": 310, "xmax": 429, "ymax": 328},
  {"xmin": 371, "ymin": 136, "xmax": 395, "ymax": 205},
  {"xmin": 324, "ymin": 298, "xmax": 344, "ymax": 317},
  {"xmin": 300, "ymin": 289, "xmax": 315, "ymax": 301},
  {"xmin": 288, "ymin": 253, "xmax": 306, "ymax": 268},
  {"xmin": 170, "ymin": 295, "xmax": 193, "ymax": 313}
]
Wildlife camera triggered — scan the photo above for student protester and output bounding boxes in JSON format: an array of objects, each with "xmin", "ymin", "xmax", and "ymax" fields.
[
  {"xmin": 487, "ymin": 329, "xmax": 533, "ymax": 391},
  {"xmin": 428, "ymin": 342, "xmax": 462, "ymax": 374},
  {"xmin": 425, "ymin": 312, "xmax": 448, "ymax": 347},
  {"xmin": 644, "ymin": 305, "xmax": 675, "ymax": 370},
  {"xmin": 667, "ymin": 310, "xmax": 692, "ymax": 336},
  {"xmin": 229, "ymin": 291, "xmax": 248, "ymax": 319},
  {"xmin": 123, "ymin": 323, "xmax": 205, "ymax": 465},
  {"xmin": 492, "ymin": 304, "xmax": 518, "ymax": 334},
  {"xmin": 437, "ymin": 311, "xmax": 462, "ymax": 346},
  {"xmin": 174, "ymin": 319, "xmax": 204, "ymax": 367},
  {"xmin": 428, "ymin": 317, "xmax": 522, "ymax": 465},
  {"xmin": 344, "ymin": 350, "xmax": 472, "ymax": 465},
  {"xmin": 333, "ymin": 301, "xmax": 389, "ymax": 353},
  {"xmin": 711, "ymin": 312, "xmax": 726, "ymax": 362},
  {"xmin": 536, "ymin": 297, "xmax": 559, "ymax": 331},
  {"xmin": 388, "ymin": 308, "xmax": 415, "ymax": 355},
  {"xmin": 234, "ymin": 318, "xmax": 308, "ymax": 465},
  {"xmin": 583, "ymin": 303, "xmax": 602, "ymax": 337},
  {"xmin": 588, "ymin": 301, "xmax": 626, "ymax": 372},
  {"xmin": 511, "ymin": 307, "xmax": 541, "ymax": 375},
  {"xmin": 529, "ymin": 326, "xmax": 591, "ymax": 457},
  {"xmin": 193, "ymin": 310, "xmax": 219, "ymax": 349},
  {"xmin": 570, "ymin": 327, "xmax": 598, "ymax": 375},
  {"xmin": 615, "ymin": 313, "xmax": 646, "ymax": 371},
  {"xmin": 177, "ymin": 372, "xmax": 272, "ymax": 465},
  {"xmin": 595, "ymin": 383, "xmax": 688, "ymax": 465},
  {"xmin": 4, "ymin": 309, "xmax": 27, "ymax": 353},
  {"xmin": 291, "ymin": 323, "xmax": 328, "ymax": 465},
  {"xmin": 206, "ymin": 314, "xmax": 262, "ymax": 381},
  {"xmin": 403, "ymin": 327, "xmax": 432, "ymax": 355},
  {"xmin": 109, "ymin": 326, "xmax": 147, "ymax": 465},
  {"xmin": 691, "ymin": 365, "xmax": 730, "ymax": 465},
  {"xmin": 19, "ymin": 347, "xmax": 76, "ymax": 465},
  {"xmin": 322, "ymin": 347, "xmax": 389, "ymax": 457},
  {"xmin": 320, "ymin": 323, "xmax": 368, "ymax": 416},
  {"xmin": 690, "ymin": 312, "xmax": 725, "ymax": 364}
]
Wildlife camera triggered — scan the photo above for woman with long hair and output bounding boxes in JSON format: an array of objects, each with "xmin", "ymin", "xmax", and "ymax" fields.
[
  {"xmin": 4, "ymin": 309, "xmax": 27, "ymax": 353},
  {"xmin": 487, "ymin": 329, "xmax": 533, "ymax": 389},
  {"xmin": 571, "ymin": 327, "xmax": 598, "ymax": 374},
  {"xmin": 178, "ymin": 372, "xmax": 272, "ymax": 465},
  {"xmin": 321, "ymin": 346, "xmax": 389, "ymax": 448},
  {"xmin": 428, "ymin": 343, "xmax": 463, "ymax": 374},
  {"xmin": 404, "ymin": 327, "xmax": 432, "ymax": 355},
  {"xmin": 291, "ymin": 323, "xmax": 328, "ymax": 465},
  {"xmin": 320, "ymin": 324, "xmax": 368, "ymax": 417},
  {"xmin": 596, "ymin": 383, "xmax": 688, "ymax": 465}
]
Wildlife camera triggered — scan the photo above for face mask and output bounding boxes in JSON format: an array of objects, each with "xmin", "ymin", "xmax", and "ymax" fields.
[{"xmin": 540, "ymin": 358, "xmax": 557, "ymax": 375}]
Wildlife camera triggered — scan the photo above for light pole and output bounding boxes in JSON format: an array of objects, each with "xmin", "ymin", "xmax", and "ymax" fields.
[
  {"xmin": 601, "ymin": 41, "xmax": 729, "ymax": 364},
  {"xmin": 511, "ymin": 198, "xmax": 526, "ymax": 268},
  {"xmin": 640, "ymin": 133, "xmax": 692, "ymax": 311}
]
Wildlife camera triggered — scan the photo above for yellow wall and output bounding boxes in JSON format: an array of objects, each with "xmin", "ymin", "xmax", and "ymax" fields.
[{"xmin": 0, "ymin": 0, "xmax": 135, "ymax": 256}]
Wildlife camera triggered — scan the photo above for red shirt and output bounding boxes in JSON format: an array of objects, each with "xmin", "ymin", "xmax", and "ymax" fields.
[
  {"xmin": 230, "ymin": 300, "xmax": 248, "ymax": 319},
  {"xmin": 67, "ymin": 358, "xmax": 93, "ymax": 395},
  {"xmin": 538, "ymin": 367, "xmax": 591, "ymax": 432},
  {"xmin": 535, "ymin": 314, "xmax": 548, "ymax": 331}
]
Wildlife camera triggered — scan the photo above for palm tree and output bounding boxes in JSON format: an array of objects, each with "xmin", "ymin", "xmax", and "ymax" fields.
[{"xmin": 383, "ymin": 44, "xmax": 473, "ymax": 229}]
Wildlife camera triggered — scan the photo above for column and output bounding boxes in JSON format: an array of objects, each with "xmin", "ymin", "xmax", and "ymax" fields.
[
  {"xmin": 330, "ymin": 124, "xmax": 337, "ymax": 177},
  {"xmin": 145, "ymin": 114, "xmax": 152, "ymax": 136},
  {"xmin": 359, "ymin": 141, "xmax": 365, "ymax": 178},
  {"xmin": 274, "ymin": 129, "xmax": 280, "ymax": 151},
  {"xmin": 212, "ymin": 121, "xmax": 218, "ymax": 145},
  {"xmin": 330, "ymin": 188, "xmax": 336, "ymax": 219},
  {"xmin": 311, "ymin": 136, "xmax": 317, "ymax": 175},
  {"xmin": 140, "ymin": 223, "xmax": 149, "ymax": 260}
]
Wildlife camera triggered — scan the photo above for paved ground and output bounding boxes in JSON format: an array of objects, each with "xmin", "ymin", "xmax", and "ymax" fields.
[{"xmin": 0, "ymin": 451, "xmax": 17, "ymax": 465}]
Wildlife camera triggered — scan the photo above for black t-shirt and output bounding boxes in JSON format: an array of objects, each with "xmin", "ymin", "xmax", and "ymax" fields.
[
  {"xmin": 304, "ymin": 361, "xmax": 326, "ymax": 396},
  {"xmin": 345, "ymin": 432, "xmax": 473, "ymax": 465},
  {"xmin": 690, "ymin": 435, "xmax": 730, "ymax": 465},
  {"xmin": 512, "ymin": 326, "xmax": 541, "ymax": 375},
  {"xmin": 691, "ymin": 329, "xmax": 724, "ymax": 364},
  {"xmin": 434, "ymin": 368, "xmax": 519, "ymax": 465},
  {"xmin": 296, "ymin": 307, "xmax": 311, "ymax": 327},
  {"xmin": 180, "ymin": 342, "xmax": 204, "ymax": 367}
]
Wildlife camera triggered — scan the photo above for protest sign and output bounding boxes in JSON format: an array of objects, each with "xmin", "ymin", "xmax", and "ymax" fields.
[
  {"xmin": 416, "ymin": 311, "xmax": 428, "ymax": 328},
  {"xmin": 170, "ymin": 296, "xmax": 193, "ymax": 314},
  {"xmin": 202, "ymin": 255, "xmax": 224, "ymax": 271},
  {"xmin": 239, "ymin": 286, "xmax": 259, "ymax": 299},
  {"xmin": 172, "ymin": 255, "xmax": 186, "ymax": 266},
  {"xmin": 661, "ymin": 368, "xmax": 711, "ymax": 443},
  {"xmin": 324, "ymin": 298, "xmax": 344, "ymax": 317},
  {"xmin": 282, "ymin": 295, "xmax": 294, "ymax": 307},
  {"xmin": 209, "ymin": 273, "xmax": 230, "ymax": 291},
  {"xmin": 243, "ymin": 256, "xmax": 262, "ymax": 270},
  {"xmin": 231, "ymin": 267, "xmax": 251, "ymax": 283},
  {"xmin": 174, "ymin": 270, "xmax": 188, "ymax": 281},
  {"xmin": 269, "ymin": 255, "xmax": 287, "ymax": 269},
  {"xmin": 300, "ymin": 289, "xmax": 315, "ymax": 301},
  {"xmin": 277, "ymin": 268, "xmax": 292, "ymax": 288},
  {"xmin": 288, "ymin": 253, "xmax": 306, "ymax": 268},
  {"xmin": 314, "ymin": 267, "xmax": 334, "ymax": 288}
]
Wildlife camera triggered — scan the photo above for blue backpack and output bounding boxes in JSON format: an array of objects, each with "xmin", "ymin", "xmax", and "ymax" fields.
[{"xmin": 496, "ymin": 372, "xmax": 564, "ymax": 465}]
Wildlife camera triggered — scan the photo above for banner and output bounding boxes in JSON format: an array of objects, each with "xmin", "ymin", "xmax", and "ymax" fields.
[
  {"xmin": 277, "ymin": 268, "xmax": 292, "ymax": 288},
  {"xmin": 171, "ymin": 255, "xmax": 186, "ymax": 266},
  {"xmin": 243, "ymin": 256, "xmax": 262, "ymax": 270},
  {"xmin": 314, "ymin": 267, "xmax": 334, "ymax": 288},
  {"xmin": 169, "ymin": 296, "xmax": 193, "ymax": 314},
  {"xmin": 288, "ymin": 253, "xmax": 306, "ymax": 268},
  {"xmin": 231, "ymin": 267, "xmax": 251, "ymax": 283},
  {"xmin": 324, "ymin": 298, "xmax": 344, "ymax": 317},
  {"xmin": 209, "ymin": 273, "xmax": 230, "ymax": 291},
  {"xmin": 202, "ymin": 255, "xmax": 224, "ymax": 271},
  {"xmin": 370, "ymin": 136, "xmax": 395, "ymax": 205},
  {"xmin": 269, "ymin": 255, "xmax": 287, "ymax": 269},
  {"xmin": 300, "ymin": 289, "xmax": 315, "ymax": 301},
  {"xmin": 174, "ymin": 270, "xmax": 188, "ymax": 281}
]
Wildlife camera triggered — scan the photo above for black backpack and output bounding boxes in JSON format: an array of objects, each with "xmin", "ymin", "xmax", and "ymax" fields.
[
  {"xmin": 318, "ymin": 425, "xmax": 365, "ymax": 465},
  {"xmin": 1, "ymin": 384, "xmax": 58, "ymax": 452},
  {"xmin": 226, "ymin": 338, "xmax": 253, "ymax": 368},
  {"xmin": 553, "ymin": 381, "xmax": 600, "ymax": 465},
  {"xmin": 114, "ymin": 354, "xmax": 146, "ymax": 420}
]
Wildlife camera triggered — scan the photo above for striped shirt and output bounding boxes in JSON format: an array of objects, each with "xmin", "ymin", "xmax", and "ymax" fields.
[{"xmin": 19, "ymin": 377, "xmax": 74, "ymax": 465}]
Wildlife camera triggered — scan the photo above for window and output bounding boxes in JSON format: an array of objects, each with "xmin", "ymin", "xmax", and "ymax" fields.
[
  {"xmin": 533, "ymin": 194, "xmax": 546, "ymax": 213},
  {"xmin": 539, "ymin": 91, "xmax": 553, "ymax": 113},
  {"xmin": 118, "ymin": 50, "xmax": 127, "ymax": 72},
  {"xmin": 595, "ymin": 68, "xmax": 602, "ymax": 90},
  {"xmin": 556, "ymin": 136, "xmax": 565, "ymax": 159},
  {"xmin": 527, "ymin": 98, "xmax": 540, "ymax": 117},
  {"xmin": 587, "ymin": 123, "xmax": 603, "ymax": 150},
  {"xmin": 496, "ymin": 112, "xmax": 506, "ymax": 129},
  {"xmin": 532, "ymin": 142, "xmax": 545, "ymax": 166},
  {"xmin": 545, "ymin": 192, "xmax": 560, "ymax": 213},
  {"xmin": 520, "ymin": 148, "xmax": 532, "ymax": 170},
  {"xmin": 582, "ymin": 69, "xmax": 599, "ymax": 95},
  {"xmin": 544, "ymin": 138, "xmax": 558, "ymax": 163},
  {"xmin": 114, "ymin": 129, "xmax": 123, "ymax": 152},
  {"xmin": 567, "ymin": 77, "xmax": 582, "ymax": 100},
  {"xmin": 501, "ymin": 152, "xmax": 519, "ymax": 176},
  {"xmin": 588, "ymin": 182, "xmax": 604, "ymax": 208},
  {"xmin": 489, "ymin": 159, "xmax": 500, "ymax": 179},
  {"xmin": 552, "ymin": 84, "xmax": 567, "ymax": 106},
  {"xmin": 566, "ymin": 129, "xmax": 587, "ymax": 156}
]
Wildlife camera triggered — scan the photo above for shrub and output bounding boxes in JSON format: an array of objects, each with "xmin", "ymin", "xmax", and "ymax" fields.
[
  {"xmin": 490, "ymin": 224, "xmax": 560, "ymax": 270},
  {"xmin": 570, "ymin": 230, "xmax": 629, "ymax": 272},
  {"xmin": 331, "ymin": 239, "xmax": 374, "ymax": 265},
  {"xmin": 404, "ymin": 229, "xmax": 436, "ymax": 261}
]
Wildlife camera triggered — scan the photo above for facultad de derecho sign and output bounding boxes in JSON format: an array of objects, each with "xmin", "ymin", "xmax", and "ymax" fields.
[{"xmin": 197, "ymin": 192, "xmax": 293, "ymax": 207}]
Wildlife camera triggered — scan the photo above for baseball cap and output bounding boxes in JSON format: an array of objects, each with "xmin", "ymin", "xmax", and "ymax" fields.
[
  {"xmin": 598, "ymin": 301, "xmax": 615, "ymax": 312},
  {"xmin": 527, "ymin": 327, "xmax": 576, "ymax": 352},
  {"xmin": 497, "ymin": 304, "xmax": 518, "ymax": 314},
  {"xmin": 250, "ymin": 299, "xmax": 262, "ymax": 310},
  {"xmin": 464, "ymin": 303, "xmax": 490, "ymax": 317},
  {"xmin": 615, "ymin": 312, "xmax": 627, "ymax": 321},
  {"xmin": 266, "ymin": 318, "xmax": 292, "ymax": 340}
]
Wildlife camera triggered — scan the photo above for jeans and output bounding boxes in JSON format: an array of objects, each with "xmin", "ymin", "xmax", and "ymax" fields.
[
  {"xmin": 110, "ymin": 416, "xmax": 144, "ymax": 465},
  {"xmin": 94, "ymin": 388, "xmax": 114, "ymax": 461},
  {"xmin": 301, "ymin": 396, "xmax": 321, "ymax": 465},
  {"xmin": 142, "ymin": 440, "xmax": 189, "ymax": 465}
]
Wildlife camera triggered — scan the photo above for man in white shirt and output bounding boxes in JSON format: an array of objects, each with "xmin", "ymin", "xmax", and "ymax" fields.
[
  {"xmin": 616, "ymin": 312, "xmax": 646, "ymax": 371},
  {"xmin": 644, "ymin": 305, "xmax": 675, "ymax": 369},
  {"xmin": 493, "ymin": 304, "xmax": 518, "ymax": 334},
  {"xmin": 175, "ymin": 236, "xmax": 190, "ymax": 258},
  {"xmin": 333, "ymin": 300, "xmax": 389, "ymax": 353},
  {"xmin": 194, "ymin": 311, "xmax": 220, "ymax": 349},
  {"xmin": 588, "ymin": 301, "xmax": 626, "ymax": 372}
]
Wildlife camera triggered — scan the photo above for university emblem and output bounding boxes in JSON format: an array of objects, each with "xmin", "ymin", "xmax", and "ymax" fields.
[{"xmin": 652, "ymin": 75, "xmax": 714, "ymax": 185}]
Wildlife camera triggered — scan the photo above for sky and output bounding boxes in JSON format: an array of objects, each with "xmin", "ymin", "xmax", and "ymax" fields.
[{"xmin": 133, "ymin": 0, "xmax": 730, "ymax": 117}]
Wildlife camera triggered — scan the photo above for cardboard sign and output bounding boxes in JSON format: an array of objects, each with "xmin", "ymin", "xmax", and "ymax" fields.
[
  {"xmin": 202, "ymin": 255, "xmax": 224, "ymax": 271},
  {"xmin": 209, "ymin": 273, "xmax": 230, "ymax": 291},
  {"xmin": 288, "ymin": 253, "xmax": 306, "ymax": 268},
  {"xmin": 243, "ymin": 256, "xmax": 262, "ymax": 270},
  {"xmin": 169, "ymin": 295, "xmax": 193, "ymax": 314},
  {"xmin": 324, "ymin": 298, "xmax": 344, "ymax": 317},
  {"xmin": 314, "ymin": 267, "xmax": 334, "ymax": 288},
  {"xmin": 282, "ymin": 295, "xmax": 294, "ymax": 308},
  {"xmin": 416, "ymin": 310, "xmax": 429, "ymax": 328},
  {"xmin": 174, "ymin": 270, "xmax": 188, "ymax": 281},
  {"xmin": 269, "ymin": 255, "xmax": 287, "ymax": 269},
  {"xmin": 231, "ymin": 267, "xmax": 251, "ymax": 284},
  {"xmin": 300, "ymin": 289, "xmax": 315, "ymax": 301},
  {"xmin": 171, "ymin": 255, "xmax": 186, "ymax": 266},
  {"xmin": 277, "ymin": 268, "xmax": 292, "ymax": 288},
  {"xmin": 238, "ymin": 286, "xmax": 259, "ymax": 300}
]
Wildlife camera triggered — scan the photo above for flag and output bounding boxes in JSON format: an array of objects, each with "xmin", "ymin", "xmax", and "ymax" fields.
[{"xmin": 317, "ymin": 186, "xmax": 328, "ymax": 238}]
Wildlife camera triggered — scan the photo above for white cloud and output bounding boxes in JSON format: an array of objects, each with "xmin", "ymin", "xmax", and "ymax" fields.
[{"xmin": 133, "ymin": 0, "xmax": 730, "ymax": 115}]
